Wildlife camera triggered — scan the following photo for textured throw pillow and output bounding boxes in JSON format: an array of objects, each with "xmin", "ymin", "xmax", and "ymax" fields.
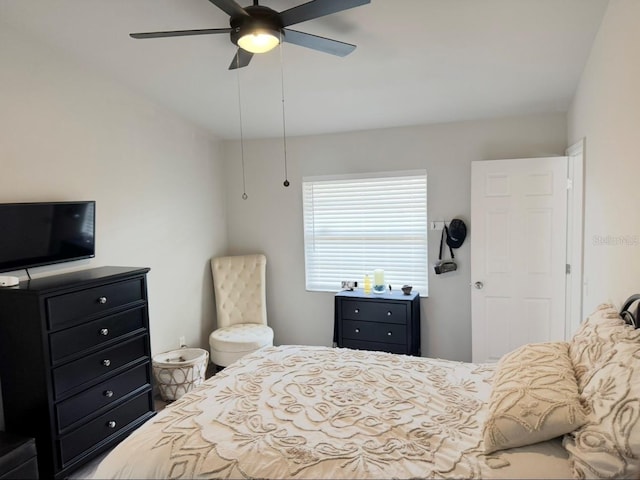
[
  {"xmin": 483, "ymin": 342, "xmax": 587, "ymax": 454},
  {"xmin": 569, "ymin": 304, "xmax": 626, "ymax": 389},
  {"xmin": 563, "ymin": 324, "xmax": 640, "ymax": 479}
]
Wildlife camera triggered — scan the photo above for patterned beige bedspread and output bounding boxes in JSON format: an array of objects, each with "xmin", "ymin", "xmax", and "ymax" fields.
[{"xmin": 93, "ymin": 345, "xmax": 571, "ymax": 479}]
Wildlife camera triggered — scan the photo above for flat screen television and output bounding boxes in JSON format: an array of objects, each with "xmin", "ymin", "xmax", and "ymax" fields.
[{"xmin": 0, "ymin": 201, "xmax": 95, "ymax": 273}]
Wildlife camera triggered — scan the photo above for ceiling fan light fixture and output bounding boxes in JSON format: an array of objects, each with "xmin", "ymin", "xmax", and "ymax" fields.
[{"xmin": 237, "ymin": 29, "xmax": 280, "ymax": 54}]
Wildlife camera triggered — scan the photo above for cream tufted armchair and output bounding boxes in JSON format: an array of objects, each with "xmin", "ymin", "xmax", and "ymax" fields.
[{"xmin": 209, "ymin": 254, "xmax": 274, "ymax": 368}]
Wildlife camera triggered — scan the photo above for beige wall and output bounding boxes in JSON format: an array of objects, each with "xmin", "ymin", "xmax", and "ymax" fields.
[
  {"xmin": 0, "ymin": 26, "xmax": 228, "ymax": 428},
  {"xmin": 568, "ymin": 0, "xmax": 640, "ymax": 315},
  {"xmin": 222, "ymin": 113, "xmax": 567, "ymax": 362}
]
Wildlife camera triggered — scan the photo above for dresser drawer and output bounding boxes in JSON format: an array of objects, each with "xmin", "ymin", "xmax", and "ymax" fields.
[
  {"xmin": 341, "ymin": 338, "xmax": 409, "ymax": 355},
  {"xmin": 340, "ymin": 300, "xmax": 407, "ymax": 324},
  {"xmin": 56, "ymin": 363, "xmax": 151, "ymax": 432},
  {"xmin": 53, "ymin": 336, "xmax": 148, "ymax": 398},
  {"xmin": 58, "ymin": 392, "xmax": 152, "ymax": 466},
  {"xmin": 50, "ymin": 307, "xmax": 146, "ymax": 363},
  {"xmin": 341, "ymin": 319, "xmax": 406, "ymax": 345},
  {"xmin": 47, "ymin": 278, "xmax": 145, "ymax": 329}
]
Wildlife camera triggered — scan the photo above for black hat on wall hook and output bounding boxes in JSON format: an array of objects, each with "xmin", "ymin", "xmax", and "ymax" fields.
[{"xmin": 446, "ymin": 218, "xmax": 467, "ymax": 249}]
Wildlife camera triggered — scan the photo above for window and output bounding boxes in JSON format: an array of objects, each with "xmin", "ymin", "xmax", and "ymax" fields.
[{"xmin": 302, "ymin": 170, "xmax": 428, "ymax": 295}]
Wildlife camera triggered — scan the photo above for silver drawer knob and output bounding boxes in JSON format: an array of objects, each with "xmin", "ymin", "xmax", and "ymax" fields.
[
  {"xmin": 355, "ymin": 328, "xmax": 360, "ymax": 333},
  {"xmin": 100, "ymin": 328, "xmax": 109, "ymax": 336},
  {"xmin": 387, "ymin": 311, "xmax": 392, "ymax": 316},
  {"xmin": 98, "ymin": 296, "xmax": 108, "ymax": 304},
  {"xmin": 354, "ymin": 308, "xmax": 359, "ymax": 313},
  {"xmin": 102, "ymin": 359, "xmax": 111, "ymax": 367},
  {"xmin": 387, "ymin": 331, "xmax": 392, "ymax": 336},
  {"xmin": 104, "ymin": 390, "xmax": 114, "ymax": 398},
  {"xmin": 107, "ymin": 421, "xmax": 116, "ymax": 428}
]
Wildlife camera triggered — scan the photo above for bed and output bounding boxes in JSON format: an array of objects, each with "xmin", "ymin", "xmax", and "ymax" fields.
[{"xmin": 93, "ymin": 297, "xmax": 640, "ymax": 479}]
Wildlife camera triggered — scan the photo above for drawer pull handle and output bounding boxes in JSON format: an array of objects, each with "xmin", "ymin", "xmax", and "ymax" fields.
[
  {"xmin": 102, "ymin": 359, "xmax": 111, "ymax": 367},
  {"xmin": 104, "ymin": 390, "xmax": 114, "ymax": 398},
  {"xmin": 387, "ymin": 311, "xmax": 392, "ymax": 316},
  {"xmin": 100, "ymin": 328, "xmax": 109, "ymax": 336},
  {"xmin": 355, "ymin": 328, "xmax": 360, "ymax": 333},
  {"xmin": 107, "ymin": 421, "xmax": 117, "ymax": 429},
  {"xmin": 387, "ymin": 331, "xmax": 392, "ymax": 336},
  {"xmin": 98, "ymin": 296, "xmax": 108, "ymax": 304},
  {"xmin": 354, "ymin": 308, "xmax": 359, "ymax": 314}
]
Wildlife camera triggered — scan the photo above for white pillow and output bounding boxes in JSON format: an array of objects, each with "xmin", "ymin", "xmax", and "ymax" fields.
[
  {"xmin": 564, "ymin": 321, "xmax": 640, "ymax": 479},
  {"xmin": 483, "ymin": 342, "xmax": 587, "ymax": 454},
  {"xmin": 569, "ymin": 303, "xmax": 626, "ymax": 389}
]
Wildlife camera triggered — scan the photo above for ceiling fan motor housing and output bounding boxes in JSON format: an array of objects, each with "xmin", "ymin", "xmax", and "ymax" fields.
[{"xmin": 230, "ymin": 5, "xmax": 283, "ymax": 47}]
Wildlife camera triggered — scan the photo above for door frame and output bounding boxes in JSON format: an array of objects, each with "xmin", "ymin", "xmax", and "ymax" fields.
[{"xmin": 565, "ymin": 138, "xmax": 585, "ymax": 338}]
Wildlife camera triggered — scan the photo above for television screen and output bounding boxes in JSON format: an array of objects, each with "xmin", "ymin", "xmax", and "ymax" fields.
[{"xmin": 0, "ymin": 201, "xmax": 95, "ymax": 273}]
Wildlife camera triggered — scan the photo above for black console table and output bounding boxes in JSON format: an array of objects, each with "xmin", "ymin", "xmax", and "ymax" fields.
[
  {"xmin": 0, "ymin": 432, "xmax": 38, "ymax": 479},
  {"xmin": 0, "ymin": 267, "xmax": 155, "ymax": 479},
  {"xmin": 334, "ymin": 290, "xmax": 421, "ymax": 356}
]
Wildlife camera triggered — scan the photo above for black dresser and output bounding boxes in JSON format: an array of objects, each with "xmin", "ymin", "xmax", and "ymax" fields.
[
  {"xmin": 335, "ymin": 290, "xmax": 421, "ymax": 356},
  {"xmin": 0, "ymin": 267, "xmax": 155, "ymax": 479}
]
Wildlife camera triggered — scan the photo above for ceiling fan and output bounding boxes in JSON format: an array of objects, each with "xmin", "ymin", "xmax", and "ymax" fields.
[{"xmin": 130, "ymin": 0, "xmax": 371, "ymax": 70}]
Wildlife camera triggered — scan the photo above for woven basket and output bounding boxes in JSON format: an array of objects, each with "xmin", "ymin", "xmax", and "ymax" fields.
[{"xmin": 152, "ymin": 348, "xmax": 209, "ymax": 401}]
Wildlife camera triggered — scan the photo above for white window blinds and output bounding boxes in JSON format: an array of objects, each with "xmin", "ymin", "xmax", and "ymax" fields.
[{"xmin": 302, "ymin": 171, "xmax": 428, "ymax": 294}]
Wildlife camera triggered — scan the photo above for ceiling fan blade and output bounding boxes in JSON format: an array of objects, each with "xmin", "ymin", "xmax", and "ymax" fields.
[
  {"xmin": 130, "ymin": 28, "xmax": 232, "ymax": 39},
  {"xmin": 208, "ymin": 0, "xmax": 249, "ymax": 18},
  {"xmin": 282, "ymin": 28, "xmax": 356, "ymax": 57},
  {"xmin": 279, "ymin": 0, "xmax": 370, "ymax": 27},
  {"xmin": 228, "ymin": 48, "xmax": 254, "ymax": 70}
]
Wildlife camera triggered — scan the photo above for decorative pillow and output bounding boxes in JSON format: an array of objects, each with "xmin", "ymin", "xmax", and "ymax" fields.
[
  {"xmin": 569, "ymin": 304, "xmax": 626, "ymax": 389},
  {"xmin": 563, "ymin": 324, "xmax": 640, "ymax": 479},
  {"xmin": 483, "ymin": 342, "xmax": 587, "ymax": 454}
]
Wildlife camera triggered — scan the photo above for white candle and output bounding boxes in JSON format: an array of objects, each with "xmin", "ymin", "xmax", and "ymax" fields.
[{"xmin": 374, "ymin": 269, "xmax": 384, "ymax": 286}]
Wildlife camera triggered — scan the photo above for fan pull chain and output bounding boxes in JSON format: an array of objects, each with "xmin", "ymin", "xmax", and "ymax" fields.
[
  {"xmin": 279, "ymin": 36, "xmax": 290, "ymax": 188},
  {"xmin": 236, "ymin": 56, "xmax": 248, "ymax": 200}
]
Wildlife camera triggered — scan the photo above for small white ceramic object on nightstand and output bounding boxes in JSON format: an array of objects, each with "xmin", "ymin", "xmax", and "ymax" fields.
[{"xmin": 0, "ymin": 276, "xmax": 19, "ymax": 287}]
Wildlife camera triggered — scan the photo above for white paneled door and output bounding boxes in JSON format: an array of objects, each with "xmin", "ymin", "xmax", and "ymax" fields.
[{"xmin": 471, "ymin": 157, "xmax": 568, "ymax": 363}]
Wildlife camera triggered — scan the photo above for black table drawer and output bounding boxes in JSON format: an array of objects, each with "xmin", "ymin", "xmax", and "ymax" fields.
[
  {"xmin": 53, "ymin": 336, "xmax": 148, "ymax": 398},
  {"xmin": 341, "ymin": 338, "xmax": 409, "ymax": 355},
  {"xmin": 58, "ymin": 391, "xmax": 152, "ymax": 466},
  {"xmin": 340, "ymin": 300, "xmax": 407, "ymax": 324},
  {"xmin": 47, "ymin": 278, "xmax": 145, "ymax": 329},
  {"xmin": 341, "ymin": 319, "xmax": 406, "ymax": 344},
  {"xmin": 56, "ymin": 363, "xmax": 151, "ymax": 432},
  {"xmin": 0, "ymin": 433, "xmax": 38, "ymax": 479},
  {"xmin": 50, "ymin": 307, "xmax": 146, "ymax": 363}
]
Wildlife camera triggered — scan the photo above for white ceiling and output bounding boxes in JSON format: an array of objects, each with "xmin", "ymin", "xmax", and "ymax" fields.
[{"xmin": 0, "ymin": 0, "xmax": 608, "ymax": 139}]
